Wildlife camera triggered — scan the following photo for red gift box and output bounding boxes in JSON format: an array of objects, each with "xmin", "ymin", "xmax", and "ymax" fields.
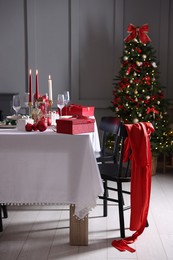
[
  {"xmin": 56, "ymin": 118, "xmax": 95, "ymax": 135},
  {"xmin": 62, "ymin": 104, "xmax": 94, "ymax": 117}
]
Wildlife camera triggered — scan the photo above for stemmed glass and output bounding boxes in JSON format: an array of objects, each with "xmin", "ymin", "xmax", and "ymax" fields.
[
  {"xmin": 12, "ymin": 94, "xmax": 21, "ymax": 118},
  {"xmin": 64, "ymin": 91, "xmax": 70, "ymax": 115},
  {"xmin": 24, "ymin": 92, "xmax": 30, "ymax": 115},
  {"xmin": 24, "ymin": 92, "xmax": 30, "ymax": 107},
  {"xmin": 57, "ymin": 94, "xmax": 65, "ymax": 118}
]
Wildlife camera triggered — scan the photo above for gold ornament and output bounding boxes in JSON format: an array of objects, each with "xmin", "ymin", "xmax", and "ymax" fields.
[{"xmin": 136, "ymin": 61, "xmax": 142, "ymax": 66}]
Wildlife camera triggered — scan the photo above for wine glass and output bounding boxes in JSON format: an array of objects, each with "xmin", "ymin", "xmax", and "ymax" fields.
[
  {"xmin": 57, "ymin": 94, "xmax": 65, "ymax": 118},
  {"xmin": 12, "ymin": 94, "xmax": 21, "ymax": 118},
  {"xmin": 64, "ymin": 91, "xmax": 70, "ymax": 115},
  {"xmin": 24, "ymin": 92, "xmax": 30, "ymax": 107},
  {"xmin": 24, "ymin": 92, "xmax": 30, "ymax": 115}
]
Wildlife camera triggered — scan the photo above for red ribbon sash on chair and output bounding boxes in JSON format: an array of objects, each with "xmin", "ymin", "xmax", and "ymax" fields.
[
  {"xmin": 112, "ymin": 122, "xmax": 155, "ymax": 253},
  {"xmin": 124, "ymin": 24, "xmax": 151, "ymax": 44}
]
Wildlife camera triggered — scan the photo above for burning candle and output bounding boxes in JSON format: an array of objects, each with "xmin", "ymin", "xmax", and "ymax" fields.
[
  {"xmin": 35, "ymin": 69, "xmax": 39, "ymax": 100},
  {"xmin": 48, "ymin": 75, "xmax": 53, "ymax": 101},
  {"xmin": 29, "ymin": 69, "xmax": 32, "ymax": 103}
]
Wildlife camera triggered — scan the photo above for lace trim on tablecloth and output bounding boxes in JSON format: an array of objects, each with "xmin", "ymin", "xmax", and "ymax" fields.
[{"xmin": 0, "ymin": 202, "xmax": 97, "ymax": 220}]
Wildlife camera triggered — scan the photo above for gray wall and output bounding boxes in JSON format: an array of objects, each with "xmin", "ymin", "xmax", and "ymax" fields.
[{"xmin": 0, "ymin": 0, "xmax": 173, "ymax": 121}]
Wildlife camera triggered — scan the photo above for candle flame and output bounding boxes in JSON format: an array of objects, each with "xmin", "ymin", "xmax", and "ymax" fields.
[
  {"xmin": 49, "ymin": 75, "xmax": 51, "ymax": 80},
  {"xmin": 29, "ymin": 69, "xmax": 32, "ymax": 74},
  {"xmin": 36, "ymin": 69, "xmax": 38, "ymax": 75}
]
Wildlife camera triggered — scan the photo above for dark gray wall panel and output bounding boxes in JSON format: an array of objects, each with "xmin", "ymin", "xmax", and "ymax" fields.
[
  {"xmin": 0, "ymin": 0, "xmax": 173, "ymax": 114},
  {"xmin": 71, "ymin": 0, "xmax": 122, "ymax": 108},
  {"xmin": 27, "ymin": 0, "xmax": 69, "ymax": 103},
  {"xmin": 0, "ymin": 0, "xmax": 25, "ymax": 97}
]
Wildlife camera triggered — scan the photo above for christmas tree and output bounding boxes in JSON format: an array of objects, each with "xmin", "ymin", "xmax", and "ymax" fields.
[{"xmin": 112, "ymin": 24, "xmax": 172, "ymax": 156}]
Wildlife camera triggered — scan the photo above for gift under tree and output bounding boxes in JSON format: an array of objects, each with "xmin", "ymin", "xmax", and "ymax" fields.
[{"xmin": 111, "ymin": 24, "xmax": 171, "ymax": 156}]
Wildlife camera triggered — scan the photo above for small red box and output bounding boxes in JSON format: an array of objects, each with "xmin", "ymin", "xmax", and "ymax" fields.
[
  {"xmin": 56, "ymin": 118, "xmax": 95, "ymax": 135},
  {"xmin": 62, "ymin": 104, "xmax": 94, "ymax": 117}
]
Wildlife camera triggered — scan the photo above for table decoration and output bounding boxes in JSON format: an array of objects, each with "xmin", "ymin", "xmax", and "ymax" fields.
[
  {"xmin": 48, "ymin": 75, "xmax": 53, "ymax": 110},
  {"xmin": 28, "ymin": 69, "xmax": 33, "ymax": 116},
  {"xmin": 17, "ymin": 117, "xmax": 34, "ymax": 131},
  {"xmin": 56, "ymin": 117, "xmax": 95, "ymax": 134},
  {"xmin": 33, "ymin": 94, "xmax": 52, "ymax": 124},
  {"xmin": 62, "ymin": 104, "xmax": 95, "ymax": 117},
  {"xmin": 50, "ymin": 111, "xmax": 59, "ymax": 125},
  {"xmin": 27, "ymin": 69, "xmax": 54, "ymax": 123},
  {"xmin": 25, "ymin": 117, "xmax": 48, "ymax": 132},
  {"xmin": 35, "ymin": 69, "xmax": 40, "ymax": 101}
]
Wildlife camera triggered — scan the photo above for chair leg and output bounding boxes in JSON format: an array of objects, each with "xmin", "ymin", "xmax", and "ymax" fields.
[
  {"xmin": 117, "ymin": 182, "xmax": 125, "ymax": 238},
  {"xmin": 2, "ymin": 205, "xmax": 8, "ymax": 218},
  {"xmin": 0, "ymin": 206, "xmax": 3, "ymax": 232},
  {"xmin": 103, "ymin": 180, "xmax": 108, "ymax": 217}
]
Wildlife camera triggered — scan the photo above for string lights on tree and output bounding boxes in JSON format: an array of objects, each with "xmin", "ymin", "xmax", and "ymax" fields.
[{"xmin": 111, "ymin": 24, "xmax": 172, "ymax": 155}]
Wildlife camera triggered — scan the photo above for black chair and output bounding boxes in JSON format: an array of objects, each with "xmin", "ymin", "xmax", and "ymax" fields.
[
  {"xmin": 0, "ymin": 205, "xmax": 8, "ymax": 232},
  {"xmin": 96, "ymin": 117, "xmax": 122, "ymax": 163},
  {"xmin": 97, "ymin": 117, "xmax": 131, "ymax": 238}
]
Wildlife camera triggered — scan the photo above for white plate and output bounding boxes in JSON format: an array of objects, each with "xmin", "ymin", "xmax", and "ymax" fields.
[
  {"xmin": 6, "ymin": 115, "xmax": 17, "ymax": 120},
  {"xmin": 0, "ymin": 124, "xmax": 16, "ymax": 129}
]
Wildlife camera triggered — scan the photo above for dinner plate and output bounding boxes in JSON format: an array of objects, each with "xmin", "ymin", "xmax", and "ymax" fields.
[
  {"xmin": 6, "ymin": 115, "xmax": 18, "ymax": 120},
  {"xmin": 0, "ymin": 124, "xmax": 16, "ymax": 129}
]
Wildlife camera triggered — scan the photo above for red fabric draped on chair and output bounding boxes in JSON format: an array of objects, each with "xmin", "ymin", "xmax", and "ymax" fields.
[{"xmin": 112, "ymin": 122, "xmax": 155, "ymax": 253}]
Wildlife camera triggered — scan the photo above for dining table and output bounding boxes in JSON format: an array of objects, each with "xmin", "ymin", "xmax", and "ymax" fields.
[{"xmin": 0, "ymin": 123, "xmax": 103, "ymax": 246}]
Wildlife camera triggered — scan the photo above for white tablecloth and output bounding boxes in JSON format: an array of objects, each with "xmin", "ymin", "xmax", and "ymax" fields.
[{"xmin": 0, "ymin": 128, "xmax": 103, "ymax": 219}]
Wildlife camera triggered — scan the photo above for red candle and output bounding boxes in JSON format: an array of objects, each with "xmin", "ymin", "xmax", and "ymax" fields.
[
  {"xmin": 29, "ymin": 69, "xmax": 32, "ymax": 103},
  {"xmin": 35, "ymin": 69, "xmax": 39, "ymax": 100}
]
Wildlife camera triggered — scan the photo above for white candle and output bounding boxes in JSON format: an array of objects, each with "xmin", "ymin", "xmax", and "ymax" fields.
[{"xmin": 48, "ymin": 75, "xmax": 53, "ymax": 101}]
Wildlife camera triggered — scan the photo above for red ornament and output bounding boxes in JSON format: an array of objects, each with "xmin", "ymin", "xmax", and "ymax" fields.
[
  {"xmin": 25, "ymin": 123, "xmax": 33, "ymax": 132},
  {"xmin": 136, "ymin": 47, "xmax": 142, "ymax": 54},
  {"xmin": 32, "ymin": 123, "xmax": 38, "ymax": 131},
  {"xmin": 37, "ymin": 119, "xmax": 47, "ymax": 132}
]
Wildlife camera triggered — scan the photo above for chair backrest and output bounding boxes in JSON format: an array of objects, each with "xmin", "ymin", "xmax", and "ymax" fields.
[
  {"xmin": 115, "ymin": 124, "xmax": 130, "ymax": 178},
  {"xmin": 99, "ymin": 116, "xmax": 130, "ymax": 178},
  {"xmin": 99, "ymin": 117, "xmax": 122, "ymax": 156}
]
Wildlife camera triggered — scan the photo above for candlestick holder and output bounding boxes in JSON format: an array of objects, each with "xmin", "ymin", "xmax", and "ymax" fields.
[
  {"xmin": 28, "ymin": 102, "xmax": 33, "ymax": 117},
  {"xmin": 49, "ymin": 100, "xmax": 53, "ymax": 111}
]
